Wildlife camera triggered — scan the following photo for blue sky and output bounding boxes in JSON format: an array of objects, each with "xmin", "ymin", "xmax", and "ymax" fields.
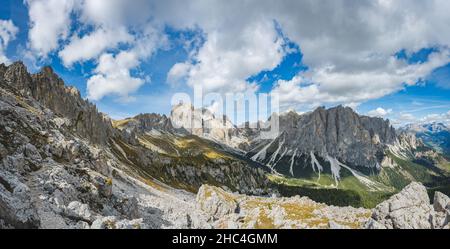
[{"xmin": 1, "ymin": 0, "xmax": 450, "ymax": 126}]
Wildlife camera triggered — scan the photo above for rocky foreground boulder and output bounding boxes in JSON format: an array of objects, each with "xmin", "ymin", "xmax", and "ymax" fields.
[
  {"xmin": 366, "ymin": 182, "xmax": 450, "ymax": 229},
  {"xmin": 196, "ymin": 184, "xmax": 372, "ymax": 229},
  {"xmin": 196, "ymin": 183, "xmax": 450, "ymax": 229}
]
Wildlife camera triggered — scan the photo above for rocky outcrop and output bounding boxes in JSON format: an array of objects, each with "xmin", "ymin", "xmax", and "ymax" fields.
[
  {"xmin": 64, "ymin": 201, "xmax": 93, "ymax": 222},
  {"xmin": 196, "ymin": 183, "xmax": 450, "ymax": 229},
  {"xmin": 113, "ymin": 113, "xmax": 175, "ymax": 133},
  {"xmin": 366, "ymin": 182, "xmax": 450, "ymax": 229},
  {"xmin": 196, "ymin": 185, "xmax": 238, "ymax": 219},
  {"xmin": 1, "ymin": 62, "xmax": 115, "ymax": 145},
  {"xmin": 434, "ymin": 191, "xmax": 450, "ymax": 213},
  {"xmin": 0, "ymin": 64, "xmax": 213, "ymax": 229},
  {"xmin": 170, "ymin": 103, "xmax": 249, "ymax": 149},
  {"xmin": 248, "ymin": 106, "xmax": 397, "ymax": 173},
  {"xmin": 0, "ymin": 170, "xmax": 40, "ymax": 228},
  {"xmin": 196, "ymin": 184, "xmax": 371, "ymax": 229}
]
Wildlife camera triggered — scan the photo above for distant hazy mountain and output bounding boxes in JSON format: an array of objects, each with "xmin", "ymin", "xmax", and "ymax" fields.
[{"xmin": 402, "ymin": 122, "xmax": 450, "ymax": 157}]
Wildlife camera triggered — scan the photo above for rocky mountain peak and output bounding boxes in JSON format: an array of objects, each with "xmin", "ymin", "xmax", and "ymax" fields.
[
  {"xmin": 41, "ymin": 65, "xmax": 55, "ymax": 75},
  {"xmin": 0, "ymin": 62, "xmax": 115, "ymax": 145},
  {"xmin": 420, "ymin": 122, "xmax": 447, "ymax": 133},
  {"xmin": 169, "ymin": 103, "xmax": 248, "ymax": 148},
  {"xmin": 0, "ymin": 62, "xmax": 6, "ymax": 73},
  {"xmin": 113, "ymin": 113, "xmax": 175, "ymax": 133},
  {"xmin": 32, "ymin": 65, "xmax": 65, "ymax": 89},
  {"xmin": 248, "ymin": 105, "xmax": 398, "ymax": 177},
  {"xmin": 2, "ymin": 61, "xmax": 33, "ymax": 94}
]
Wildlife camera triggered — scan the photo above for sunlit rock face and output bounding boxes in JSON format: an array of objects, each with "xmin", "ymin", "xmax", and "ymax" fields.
[
  {"xmin": 366, "ymin": 182, "xmax": 450, "ymax": 229},
  {"xmin": 170, "ymin": 103, "xmax": 249, "ymax": 149}
]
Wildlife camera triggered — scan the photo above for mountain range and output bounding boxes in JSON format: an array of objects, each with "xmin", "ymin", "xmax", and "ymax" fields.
[
  {"xmin": 0, "ymin": 62, "xmax": 449, "ymax": 229},
  {"xmin": 402, "ymin": 122, "xmax": 450, "ymax": 157}
]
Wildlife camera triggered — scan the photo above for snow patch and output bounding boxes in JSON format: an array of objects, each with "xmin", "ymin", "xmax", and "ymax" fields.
[
  {"xmin": 310, "ymin": 151, "xmax": 323, "ymax": 181},
  {"xmin": 326, "ymin": 155, "xmax": 341, "ymax": 186},
  {"xmin": 325, "ymin": 155, "xmax": 387, "ymax": 191},
  {"xmin": 289, "ymin": 149, "xmax": 298, "ymax": 177},
  {"xmin": 267, "ymin": 137, "xmax": 286, "ymax": 168},
  {"xmin": 250, "ymin": 139, "xmax": 277, "ymax": 162}
]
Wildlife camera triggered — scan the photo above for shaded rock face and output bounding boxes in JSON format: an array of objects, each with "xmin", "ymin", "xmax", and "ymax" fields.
[
  {"xmin": 434, "ymin": 192, "xmax": 450, "ymax": 213},
  {"xmin": 248, "ymin": 106, "xmax": 397, "ymax": 173},
  {"xmin": 114, "ymin": 113, "xmax": 176, "ymax": 134},
  {"xmin": 1, "ymin": 62, "xmax": 115, "ymax": 145},
  {"xmin": 2, "ymin": 62, "xmax": 34, "ymax": 96},
  {"xmin": 366, "ymin": 182, "xmax": 450, "ymax": 229},
  {"xmin": 0, "ymin": 170, "xmax": 40, "ymax": 228},
  {"xmin": 131, "ymin": 113, "xmax": 174, "ymax": 132}
]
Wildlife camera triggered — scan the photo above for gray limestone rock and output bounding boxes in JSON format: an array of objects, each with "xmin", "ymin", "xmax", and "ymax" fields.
[
  {"xmin": 367, "ymin": 182, "xmax": 433, "ymax": 229},
  {"xmin": 196, "ymin": 185, "xmax": 238, "ymax": 220},
  {"xmin": 65, "ymin": 201, "xmax": 93, "ymax": 222},
  {"xmin": 433, "ymin": 191, "xmax": 450, "ymax": 213}
]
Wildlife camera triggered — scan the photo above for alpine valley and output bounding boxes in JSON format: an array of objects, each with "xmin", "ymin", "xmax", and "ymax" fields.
[{"xmin": 1, "ymin": 62, "xmax": 449, "ymax": 229}]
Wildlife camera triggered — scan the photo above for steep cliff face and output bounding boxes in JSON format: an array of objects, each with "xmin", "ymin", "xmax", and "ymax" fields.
[
  {"xmin": 113, "ymin": 113, "xmax": 175, "ymax": 133},
  {"xmin": 247, "ymin": 106, "xmax": 397, "ymax": 177},
  {"xmin": 1, "ymin": 62, "xmax": 115, "ymax": 145},
  {"xmin": 244, "ymin": 105, "xmax": 450, "ymax": 197}
]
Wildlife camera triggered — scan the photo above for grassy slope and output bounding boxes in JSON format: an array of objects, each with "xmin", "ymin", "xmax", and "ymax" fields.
[
  {"xmin": 111, "ymin": 126, "xmax": 450, "ymax": 208},
  {"xmin": 268, "ymin": 150, "xmax": 450, "ymax": 208},
  {"xmin": 268, "ymin": 174, "xmax": 393, "ymax": 208}
]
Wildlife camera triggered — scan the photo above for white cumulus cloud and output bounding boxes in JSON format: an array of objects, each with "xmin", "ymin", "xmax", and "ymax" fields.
[
  {"xmin": 87, "ymin": 24, "xmax": 168, "ymax": 101},
  {"xmin": 159, "ymin": 0, "xmax": 450, "ymax": 109},
  {"xmin": 167, "ymin": 62, "xmax": 190, "ymax": 87},
  {"xmin": 23, "ymin": 0, "xmax": 450, "ymax": 106},
  {"xmin": 168, "ymin": 20, "xmax": 286, "ymax": 94},
  {"xmin": 0, "ymin": 19, "xmax": 19, "ymax": 64},
  {"xmin": 367, "ymin": 107, "xmax": 393, "ymax": 117},
  {"xmin": 25, "ymin": 0, "xmax": 74, "ymax": 57},
  {"xmin": 272, "ymin": 49, "xmax": 450, "ymax": 109},
  {"xmin": 87, "ymin": 51, "xmax": 143, "ymax": 102},
  {"xmin": 59, "ymin": 27, "xmax": 133, "ymax": 67}
]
